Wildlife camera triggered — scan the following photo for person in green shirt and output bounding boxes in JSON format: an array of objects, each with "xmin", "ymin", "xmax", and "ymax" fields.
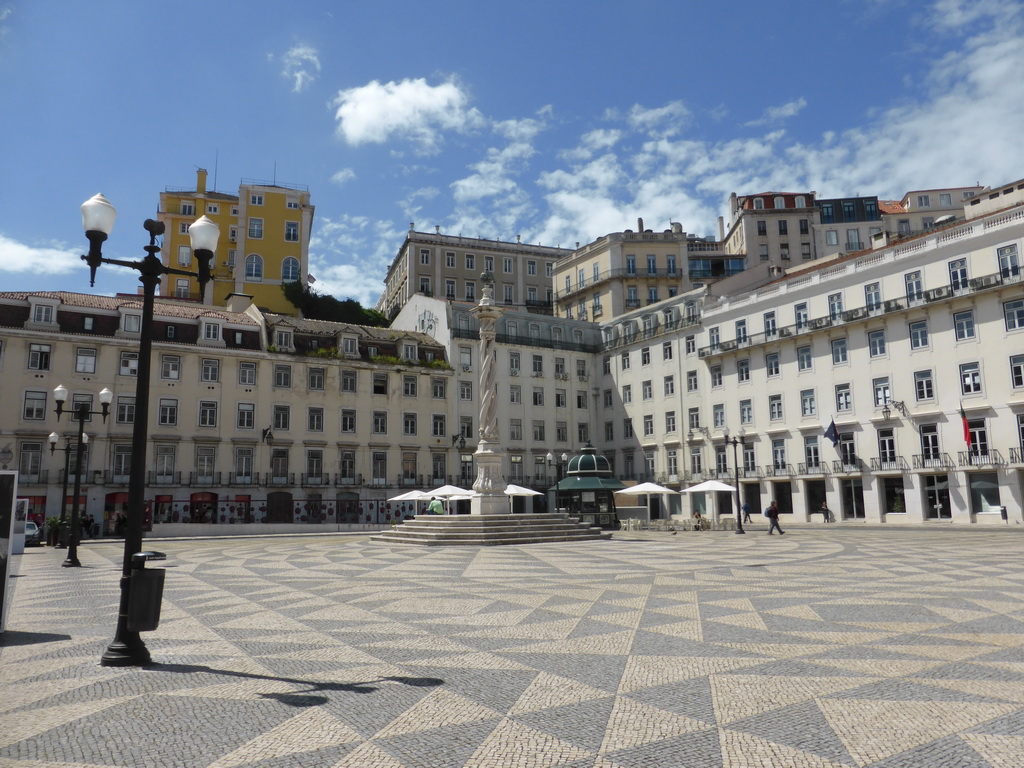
[{"xmin": 427, "ymin": 497, "xmax": 445, "ymax": 515}]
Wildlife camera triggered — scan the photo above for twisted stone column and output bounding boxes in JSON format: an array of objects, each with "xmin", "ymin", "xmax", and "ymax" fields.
[{"xmin": 470, "ymin": 272, "xmax": 507, "ymax": 513}]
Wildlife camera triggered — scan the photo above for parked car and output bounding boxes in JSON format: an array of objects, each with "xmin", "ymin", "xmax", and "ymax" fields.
[{"xmin": 23, "ymin": 520, "xmax": 42, "ymax": 547}]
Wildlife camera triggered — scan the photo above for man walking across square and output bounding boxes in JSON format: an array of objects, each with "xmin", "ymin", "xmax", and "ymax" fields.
[{"xmin": 764, "ymin": 500, "xmax": 784, "ymax": 535}]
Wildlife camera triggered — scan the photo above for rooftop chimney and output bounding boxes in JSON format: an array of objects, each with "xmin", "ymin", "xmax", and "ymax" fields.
[{"xmin": 197, "ymin": 168, "xmax": 208, "ymax": 194}]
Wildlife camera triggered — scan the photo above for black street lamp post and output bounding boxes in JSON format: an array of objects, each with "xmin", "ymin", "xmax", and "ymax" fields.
[
  {"xmin": 80, "ymin": 193, "xmax": 218, "ymax": 667},
  {"xmin": 723, "ymin": 430, "xmax": 747, "ymax": 535},
  {"xmin": 51, "ymin": 385, "xmax": 112, "ymax": 565},
  {"xmin": 546, "ymin": 451, "xmax": 568, "ymax": 512},
  {"xmin": 48, "ymin": 430, "xmax": 85, "ymax": 548}
]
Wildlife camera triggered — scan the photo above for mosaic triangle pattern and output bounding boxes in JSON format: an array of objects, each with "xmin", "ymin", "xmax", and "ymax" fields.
[{"xmin": 2, "ymin": 527, "xmax": 1023, "ymax": 767}]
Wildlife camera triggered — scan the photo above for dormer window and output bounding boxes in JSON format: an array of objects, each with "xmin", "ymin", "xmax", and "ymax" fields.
[
  {"xmin": 403, "ymin": 343, "xmax": 417, "ymax": 361},
  {"xmin": 123, "ymin": 314, "xmax": 141, "ymax": 333},
  {"xmin": 32, "ymin": 304, "xmax": 54, "ymax": 324},
  {"xmin": 274, "ymin": 330, "xmax": 293, "ymax": 349},
  {"xmin": 342, "ymin": 337, "xmax": 358, "ymax": 355},
  {"xmin": 753, "ymin": 198, "xmax": 764, "ymax": 209},
  {"xmin": 204, "ymin": 322, "xmax": 221, "ymax": 341}
]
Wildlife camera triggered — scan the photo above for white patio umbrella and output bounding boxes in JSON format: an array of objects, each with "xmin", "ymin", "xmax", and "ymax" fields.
[
  {"xmin": 615, "ymin": 482, "xmax": 679, "ymax": 522},
  {"xmin": 504, "ymin": 484, "xmax": 543, "ymax": 496},
  {"xmin": 426, "ymin": 484, "xmax": 473, "ymax": 497},
  {"xmin": 681, "ymin": 480, "xmax": 737, "ymax": 522},
  {"xmin": 614, "ymin": 482, "xmax": 679, "ymax": 496},
  {"xmin": 388, "ymin": 490, "xmax": 432, "ymax": 501},
  {"xmin": 504, "ymin": 483, "xmax": 543, "ymax": 513},
  {"xmin": 425, "ymin": 484, "xmax": 474, "ymax": 514},
  {"xmin": 681, "ymin": 480, "xmax": 736, "ymax": 493}
]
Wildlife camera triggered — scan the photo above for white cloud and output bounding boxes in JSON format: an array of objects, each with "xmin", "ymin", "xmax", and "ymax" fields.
[
  {"xmin": 525, "ymin": 0, "xmax": 1024, "ymax": 247},
  {"xmin": 281, "ymin": 44, "xmax": 321, "ymax": 93},
  {"xmin": 745, "ymin": 98, "xmax": 807, "ymax": 126},
  {"xmin": 330, "ymin": 77, "xmax": 485, "ymax": 153},
  {"xmin": 627, "ymin": 101, "xmax": 691, "ymax": 137},
  {"xmin": 308, "ymin": 215, "xmax": 402, "ymax": 306},
  {"xmin": 330, "ymin": 168, "xmax": 356, "ymax": 186},
  {"xmin": 0, "ymin": 233, "xmax": 81, "ymax": 275}
]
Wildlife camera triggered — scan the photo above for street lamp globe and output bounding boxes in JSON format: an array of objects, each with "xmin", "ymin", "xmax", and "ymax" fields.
[
  {"xmin": 99, "ymin": 387, "xmax": 114, "ymax": 406},
  {"xmin": 81, "ymin": 193, "xmax": 117, "ymax": 236},
  {"xmin": 187, "ymin": 215, "xmax": 220, "ymax": 252},
  {"xmin": 53, "ymin": 384, "xmax": 68, "ymax": 404}
]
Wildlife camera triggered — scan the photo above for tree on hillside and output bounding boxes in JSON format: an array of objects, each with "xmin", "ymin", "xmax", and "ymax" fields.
[{"xmin": 282, "ymin": 282, "xmax": 388, "ymax": 327}]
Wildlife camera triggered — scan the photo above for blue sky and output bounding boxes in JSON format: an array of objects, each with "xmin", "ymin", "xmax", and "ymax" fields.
[{"xmin": 2, "ymin": 0, "xmax": 1024, "ymax": 307}]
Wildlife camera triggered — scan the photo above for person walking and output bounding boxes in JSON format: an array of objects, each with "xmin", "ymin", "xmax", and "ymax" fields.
[
  {"xmin": 427, "ymin": 497, "xmax": 445, "ymax": 515},
  {"xmin": 764, "ymin": 500, "xmax": 784, "ymax": 535},
  {"xmin": 741, "ymin": 502, "xmax": 752, "ymax": 524}
]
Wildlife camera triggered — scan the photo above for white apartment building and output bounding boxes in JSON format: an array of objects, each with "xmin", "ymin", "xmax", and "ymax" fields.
[
  {"xmin": 376, "ymin": 227, "xmax": 570, "ymax": 321},
  {"xmin": 597, "ymin": 195, "xmax": 1024, "ymax": 525},
  {"xmin": 390, "ymin": 293, "xmax": 603, "ymax": 504},
  {"xmin": 722, "ymin": 191, "xmax": 819, "ymax": 264},
  {"xmin": 0, "ymin": 291, "xmax": 453, "ymax": 534}
]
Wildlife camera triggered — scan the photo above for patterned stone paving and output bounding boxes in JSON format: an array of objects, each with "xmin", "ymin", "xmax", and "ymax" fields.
[{"xmin": 2, "ymin": 527, "xmax": 1023, "ymax": 767}]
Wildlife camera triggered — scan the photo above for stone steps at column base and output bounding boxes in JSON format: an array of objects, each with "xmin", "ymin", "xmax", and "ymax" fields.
[{"xmin": 371, "ymin": 513, "xmax": 612, "ymax": 546}]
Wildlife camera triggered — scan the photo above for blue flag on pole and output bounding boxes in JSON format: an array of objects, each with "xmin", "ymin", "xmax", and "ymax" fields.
[{"xmin": 824, "ymin": 418, "xmax": 839, "ymax": 448}]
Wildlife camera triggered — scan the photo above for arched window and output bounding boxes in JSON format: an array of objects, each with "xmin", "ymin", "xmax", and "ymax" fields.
[
  {"xmin": 773, "ymin": 196, "xmax": 786, "ymax": 209},
  {"xmin": 753, "ymin": 198, "xmax": 764, "ymax": 210},
  {"xmin": 245, "ymin": 254, "xmax": 263, "ymax": 281},
  {"xmin": 282, "ymin": 257, "xmax": 299, "ymax": 282},
  {"xmin": 794, "ymin": 195, "xmax": 806, "ymax": 208}
]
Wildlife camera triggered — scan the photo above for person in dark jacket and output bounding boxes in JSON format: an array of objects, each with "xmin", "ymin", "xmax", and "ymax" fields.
[{"xmin": 764, "ymin": 500, "xmax": 784, "ymax": 535}]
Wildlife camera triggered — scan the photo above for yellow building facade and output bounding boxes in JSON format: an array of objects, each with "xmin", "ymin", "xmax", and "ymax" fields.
[{"xmin": 158, "ymin": 169, "xmax": 314, "ymax": 315}]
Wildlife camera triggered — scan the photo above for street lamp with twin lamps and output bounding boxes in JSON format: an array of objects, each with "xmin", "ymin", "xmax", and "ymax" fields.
[
  {"xmin": 51, "ymin": 385, "xmax": 112, "ymax": 565},
  {"xmin": 546, "ymin": 451, "xmax": 568, "ymax": 512},
  {"xmin": 722, "ymin": 430, "xmax": 747, "ymax": 535},
  {"xmin": 80, "ymin": 193, "xmax": 218, "ymax": 666},
  {"xmin": 48, "ymin": 429, "xmax": 88, "ymax": 548}
]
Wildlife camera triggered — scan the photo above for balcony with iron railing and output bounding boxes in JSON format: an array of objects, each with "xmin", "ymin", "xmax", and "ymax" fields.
[
  {"xmin": 1010, "ymin": 447, "xmax": 1024, "ymax": 464},
  {"xmin": 189, "ymin": 471, "xmax": 222, "ymax": 487},
  {"xmin": 268, "ymin": 472, "xmax": 295, "ymax": 486},
  {"xmin": 869, "ymin": 457, "xmax": 910, "ymax": 473},
  {"xmin": 958, "ymin": 450, "xmax": 1005, "ymax": 468},
  {"xmin": 16, "ymin": 470, "xmax": 48, "ymax": 485},
  {"xmin": 764, "ymin": 463, "xmax": 795, "ymax": 477},
  {"xmin": 103, "ymin": 471, "xmax": 131, "ymax": 486},
  {"xmin": 912, "ymin": 453, "xmax": 955, "ymax": 471},
  {"xmin": 601, "ymin": 314, "xmax": 700, "ymax": 352},
  {"xmin": 228, "ymin": 472, "xmax": 260, "ymax": 486},
  {"xmin": 699, "ymin": 266, "xmax": 1022, "ymax": 359},
  {"xmin": 302, "ymin": 472, "xmax": 331, "ymax": 486},
  {"xmin": 798, "ymin": 461, "xmax": 827, "ymax": 475},
  {"xmin": 149, "ymin": 471, "xmax": 183, "ymax": 486},
  {"xmin": 832, "ymin": 458, "xmax": 867, "ymax": 474}
]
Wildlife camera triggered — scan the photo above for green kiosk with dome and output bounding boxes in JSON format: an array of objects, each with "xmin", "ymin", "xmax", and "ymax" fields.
[{"xmin": 550, "ymin": 444, "xmax": 625, "ymax": 530}]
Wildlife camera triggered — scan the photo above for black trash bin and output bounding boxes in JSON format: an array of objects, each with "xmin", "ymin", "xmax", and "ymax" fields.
[{"xmin": 127, "ymin": 551, "xmax": 166, "ymax": 632}]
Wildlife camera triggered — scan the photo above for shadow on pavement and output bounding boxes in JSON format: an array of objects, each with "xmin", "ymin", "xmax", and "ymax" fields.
[
  {"xmin": 0, "ymin": 630, "xmax": 73, "ymax": 647},
  {"xmin": 147, "ymin": 663, "xmax": 444, "ymax": 708}
]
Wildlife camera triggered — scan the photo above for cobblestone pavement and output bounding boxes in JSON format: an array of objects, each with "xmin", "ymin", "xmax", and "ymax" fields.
[{"xmin": 2, "ymin": 527, "xmax": 1024, "ymax": 768}]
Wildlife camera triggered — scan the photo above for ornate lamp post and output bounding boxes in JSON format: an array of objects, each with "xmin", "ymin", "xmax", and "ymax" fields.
[
  {"xmin": 546, "ymin": 451, "xmax": 568, "ymax": 512},
  {"xmin": 723, "ymin": 429, "xmax": 746, "ymax": 535},
  {"xmin": 48, "ymin": 430, "xmax": 87, "ymax": 548},
  {"xmin": 52, "ymin": 385, "xmax": 112, "ymax": 565},
  {"xmin": 80, "ymin": 193, "xmax": 218, "ymax": 666}
]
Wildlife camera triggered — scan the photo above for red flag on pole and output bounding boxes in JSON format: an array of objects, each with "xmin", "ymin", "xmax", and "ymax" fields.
[{"xmin": 960, "ymin": 402, "xmax": 972, "ymax": 447}]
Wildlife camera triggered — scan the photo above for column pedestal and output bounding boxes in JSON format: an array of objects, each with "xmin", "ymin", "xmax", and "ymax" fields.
[{"xmin": 471, "ymin": 439, "xmax": 507, "ymax": 516}]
